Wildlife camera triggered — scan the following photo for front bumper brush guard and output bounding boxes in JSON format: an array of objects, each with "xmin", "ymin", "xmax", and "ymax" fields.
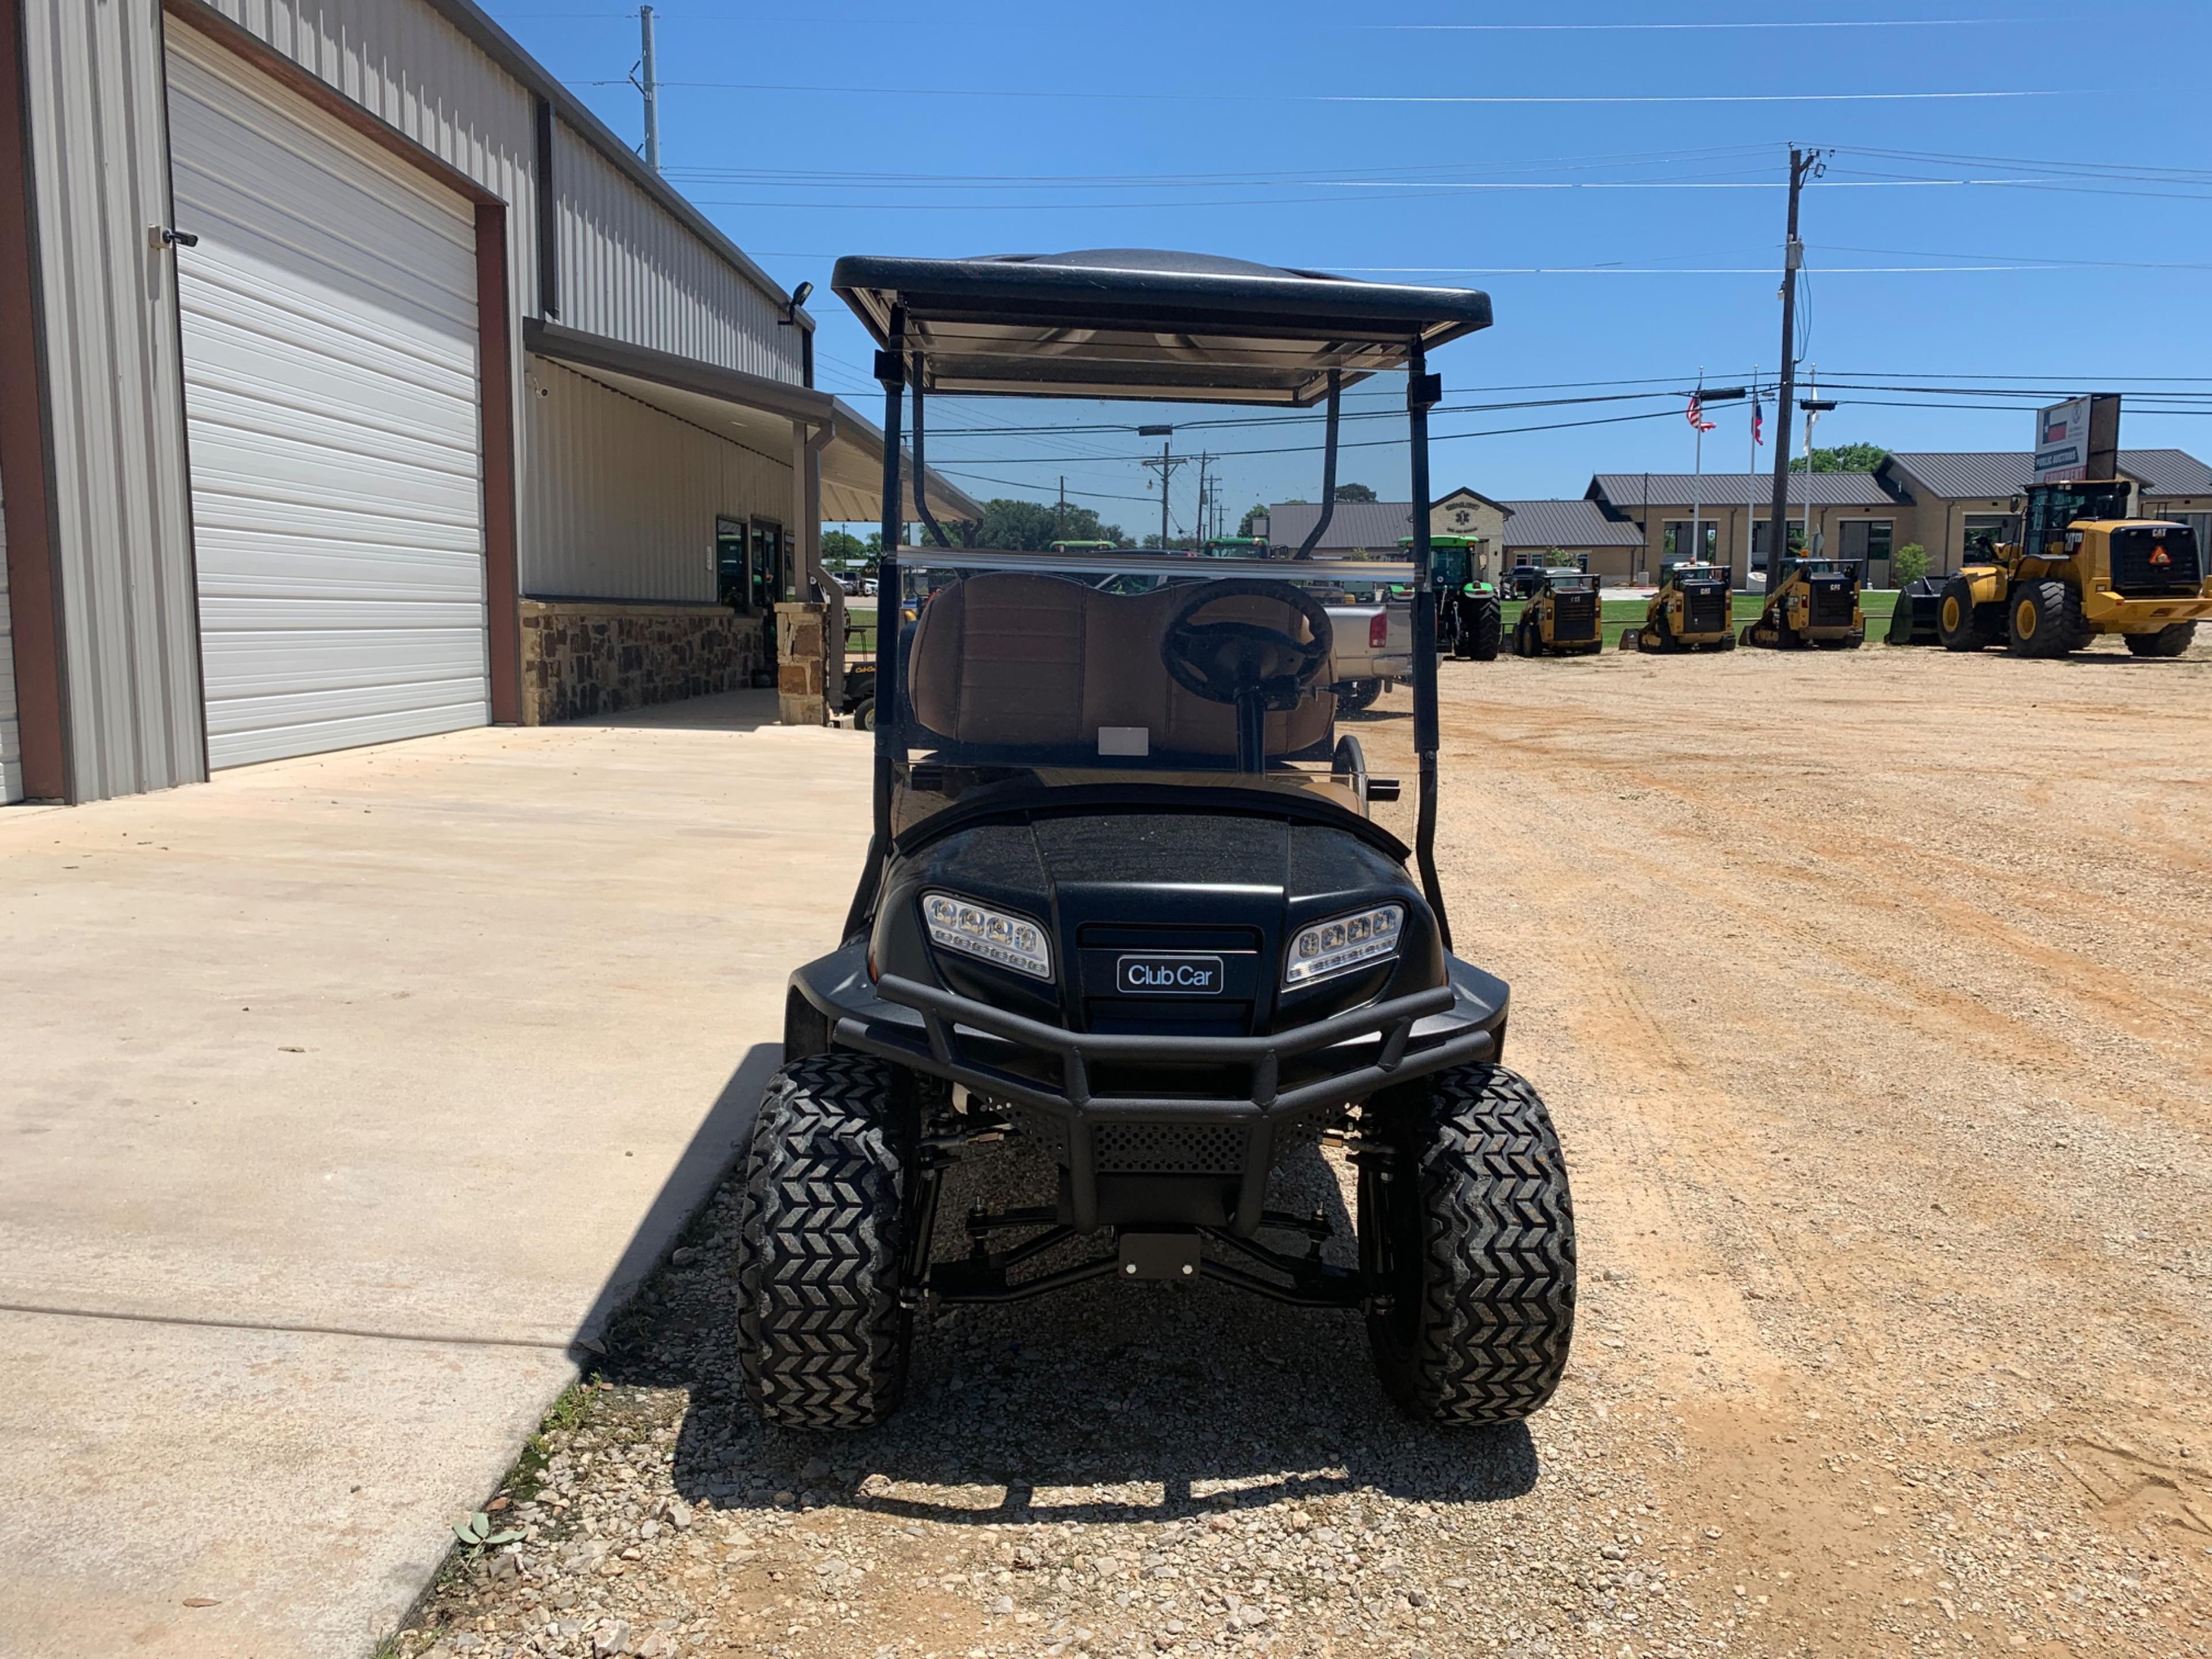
[{"xmin": 834, "ymin": 974, "xmax": 1494, "ymax": 1234}]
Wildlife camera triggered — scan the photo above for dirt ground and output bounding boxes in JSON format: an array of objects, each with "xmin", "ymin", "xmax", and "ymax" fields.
[{"xmin": 402, "ymin": 634, "xmax": 2212, "ymax": 1659}]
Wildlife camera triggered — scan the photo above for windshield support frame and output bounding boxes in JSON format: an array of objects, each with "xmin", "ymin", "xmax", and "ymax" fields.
[
  {"xmin": 845, "ymin": 306, "xmax": 907, "ymax": 941},
  {"xmin": 1406, "ymin": 336, "xmax": 1452, "ymax": 951},
  {"xmin": 842, "ymin": 310, "xmax": 1452, "ymax": 953}
]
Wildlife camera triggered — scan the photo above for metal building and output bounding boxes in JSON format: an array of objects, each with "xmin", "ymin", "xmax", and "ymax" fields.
[{"xmin": 0, "ymin": 0, "xmax": 972, "ymax": 804}]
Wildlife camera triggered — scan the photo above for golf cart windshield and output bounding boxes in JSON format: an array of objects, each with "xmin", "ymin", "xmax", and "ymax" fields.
[
  {"xmin": 833, "ymin": 246, "xmax": 1491, "ymax": 942},
  {"xmin": 888, "ymin": 547, "xmax": 1401, "ymax": 835}
]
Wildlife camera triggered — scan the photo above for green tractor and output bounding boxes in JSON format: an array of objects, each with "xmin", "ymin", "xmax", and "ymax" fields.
[{"xmin": 1406, "ymin": 535, "xmax": 1502, "ymax": 662}]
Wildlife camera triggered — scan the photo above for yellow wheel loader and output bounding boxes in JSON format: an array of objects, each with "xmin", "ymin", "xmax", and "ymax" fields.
[
  {"xmin": 1511, "ymin": 569, "xmax": 1604, "ymax": 657},
  {"xmin": 1740, "ymin": 556, "xmax": 1863, "ymax": 650},
  {"xmin": 1937, "ymin": 479, "xmax": 2211, "ymax": 658},
  {"xmin": 1620, "ymin": 562, "xmax": 1737, "ymax": 653}
]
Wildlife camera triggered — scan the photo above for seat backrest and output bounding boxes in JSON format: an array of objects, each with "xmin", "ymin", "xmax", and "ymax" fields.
[{"xmin": 907, "ymin": 573, "xmax": 1331, "ymax": 759}]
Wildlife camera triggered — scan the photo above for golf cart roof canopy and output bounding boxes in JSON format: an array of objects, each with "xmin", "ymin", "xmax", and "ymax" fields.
[{"xmin": 832, "ymin": 248, "xmax": 1493, "ymax": 407}]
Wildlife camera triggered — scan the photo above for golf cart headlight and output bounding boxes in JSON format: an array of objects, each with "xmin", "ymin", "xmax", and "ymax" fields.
[
  {"xmin": 1283, "ymin": 903, "xmax": 1405, "ymax": 988},
  {"xmin": 922, "ymin": 891, "xmax": 1052, "ymax": 981}
]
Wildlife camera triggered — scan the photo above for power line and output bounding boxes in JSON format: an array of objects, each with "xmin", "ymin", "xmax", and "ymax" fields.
[
  {"xmin": 582, "ymin": 77, "xmax": 2072, "ymax": 106},
  {"xmin": 1373, "ymin": 17, "xmax": 2027, "ymax": 28},
  {"xmin": 930, "ymin": 406, "xmax": 1696, "ymax": 467}
]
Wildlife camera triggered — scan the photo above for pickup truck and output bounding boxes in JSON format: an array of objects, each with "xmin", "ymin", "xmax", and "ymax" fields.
[{"xmin": 1324, "ymin": 593, "xmax": 1412, "ymax": 714}]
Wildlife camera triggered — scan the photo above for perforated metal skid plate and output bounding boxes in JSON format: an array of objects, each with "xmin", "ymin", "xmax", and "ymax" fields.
[{"xmin": 1093, "ymin": 1122, "xmax": 1249, "ymax": 1177}]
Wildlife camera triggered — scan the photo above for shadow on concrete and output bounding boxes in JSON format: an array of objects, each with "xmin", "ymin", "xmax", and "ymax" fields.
[
  {"xmin": 568, "ymin": 1041, "xmax": 781, "ymax": 1358},
  {"xmin": 569, "ymin": 690, "xmax": 786, "ymax": 734},
  {"xmin": 595, "ymin": 1128, "xmax": 1544, "ymax": 1528}
]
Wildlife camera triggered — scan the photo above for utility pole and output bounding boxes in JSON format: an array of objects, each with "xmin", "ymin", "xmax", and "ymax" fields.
[
  {"xmin": 1139, "ymin": 425, "xmax": 1187, "ymax": 550},
  {"xmin": 638, "ymin": 5, "xmax": 662, "ymax": 172},
  {"xmin": 1194, "ymin": 452, "xmax": 1211, "ymax": 550},
  {"xmin": 1764, "ymin": 145, "xmax": 1824, "ymax": 594},
  {"xmin": 1056, "ymin": 476, "xmax": 1067, "ymax": 542}
]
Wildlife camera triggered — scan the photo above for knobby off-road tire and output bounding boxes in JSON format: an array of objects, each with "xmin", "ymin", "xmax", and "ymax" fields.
[
  {"xmin": 1467, "ymin": 597, "xmax": 1502, "ymax": 662},
  {"xmin": 737, "ymin": 1053, "xmax": 912, "ymax": 1430},
  {"xmin": 2125, "ymin": 621, "xmax": 2196, "ymax": 658},
  {"xmin": 1362, "ymin": 1064, "xmax": 1577, "ymax": 1426},
  {"xmin": 2009, "ymin": 579, "xmax": 2082, "ymax": 658}
]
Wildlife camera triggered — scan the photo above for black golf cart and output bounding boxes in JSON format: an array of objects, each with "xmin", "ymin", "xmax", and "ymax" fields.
[{"xmin": 744, "ymin": 249, "xmax": 1575, "ymax": 1432}]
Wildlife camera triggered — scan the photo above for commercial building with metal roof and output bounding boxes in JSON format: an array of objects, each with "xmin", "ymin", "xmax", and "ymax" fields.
[
  {"xmin": 1255, "ymin": 491, "xmax": 1642, "ymax": 578},
  {"xmin": 1877, "ymin": 449, "xmax": 2212, "ymax": 574},
  {"xmin": 0, "ymin": 0, "xmax": 972, "ymax": 805},
  {"xmin": 1585, "ymin": 472, "xmax": 1905, "ymax": 586}
]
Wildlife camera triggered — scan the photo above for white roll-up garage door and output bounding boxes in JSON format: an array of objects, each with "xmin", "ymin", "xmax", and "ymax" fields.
[{"xmin": 165, "ymin": 29, "xmax": 487, "ymax": 769}]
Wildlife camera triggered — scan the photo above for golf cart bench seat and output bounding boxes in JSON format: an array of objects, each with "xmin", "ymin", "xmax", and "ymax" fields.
[{"xmin": 908, "ymin": 572, "xmax": 1332, "ymax": 757}]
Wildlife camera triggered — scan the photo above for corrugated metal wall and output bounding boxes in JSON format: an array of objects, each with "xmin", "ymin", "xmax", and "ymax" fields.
[
  {"xmin": 551, "ymin": 126, "xmax": 802, "ymax": 383},
  {"xmin": 522, "ymin": 358, "xmax": 790, "ymax": 603},
  {"xmin": 16, "ymin": 0, "xmax": 804, "ymax": 800},
  {"xmin": 0, "ymin": 454, "xmax": 19, "ymax": 803},
  {"xmin": 17, "ymin": 0, "xmax": 204, "ymax": 801}
]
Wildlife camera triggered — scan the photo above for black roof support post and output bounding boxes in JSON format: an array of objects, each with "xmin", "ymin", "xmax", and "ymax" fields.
[
  {"xmin": 1406, "ymin": 340, "xmax": 1452, "ymax": 952},
  {"xmin": 843, "ymin": 307, "xmax": 906, "ymax": 941},
  {"xmin": 1294, "ymin": 370, "xmax": 1342, "ymax": 559},
  {"xmin": 908, "ymin": 354, "xmax": 954, "ymax": 550}
]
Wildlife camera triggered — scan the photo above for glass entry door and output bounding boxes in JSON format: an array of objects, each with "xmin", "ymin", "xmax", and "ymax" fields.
[{"xmin": 751, "ymin": 521, "xmax": 787, "ymax": 611}]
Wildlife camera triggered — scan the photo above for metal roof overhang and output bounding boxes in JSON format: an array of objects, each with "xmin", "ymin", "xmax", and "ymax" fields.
[
  {"xmin": 831, "ymin": 250, "xmax": 1494, "ymax": 407},
  {"xmin": 522, "ymin": 319, "xmax": 982, "ymax": 523}
]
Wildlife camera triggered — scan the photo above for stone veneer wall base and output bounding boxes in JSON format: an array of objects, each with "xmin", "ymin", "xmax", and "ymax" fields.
[{"xmin": 518, "ymin": 600, "xmax": 766, "ymax": 725}]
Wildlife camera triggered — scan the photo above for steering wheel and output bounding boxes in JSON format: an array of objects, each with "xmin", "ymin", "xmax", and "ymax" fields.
[{"xmin": 1158, "ymin": 580, "xmax": 1334, "ymax": 711}]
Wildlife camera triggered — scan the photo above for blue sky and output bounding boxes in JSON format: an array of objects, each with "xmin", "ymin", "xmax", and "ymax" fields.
[{"xmin": 487, "ymin": 1, "xmax": 2212, "ymax": 531}]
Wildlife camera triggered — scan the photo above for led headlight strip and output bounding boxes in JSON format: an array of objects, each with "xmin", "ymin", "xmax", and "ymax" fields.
[
  {"xmin": 1283, "ymin": 903, "xmax": 1405, "ymax": 988},
  {"xmin": 922, "ymin": 892, "xmax": 1053, "ymax": 981}
]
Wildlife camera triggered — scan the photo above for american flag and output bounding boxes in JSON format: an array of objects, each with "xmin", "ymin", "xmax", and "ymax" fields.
[{"xmin": 1686, "ymin": 392, "xmax": 1716, "ymax": 433}]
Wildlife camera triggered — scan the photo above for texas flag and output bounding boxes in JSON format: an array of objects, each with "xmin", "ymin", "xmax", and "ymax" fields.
[{"xmin": 1752, "ymin": 401, "xmax": 1765, "ymax": 446}]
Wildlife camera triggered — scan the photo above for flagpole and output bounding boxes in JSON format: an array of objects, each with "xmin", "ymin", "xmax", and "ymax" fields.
[
  {"xmin": 1747, "ymin": 365, "xmax": 1759, "ymax": 590},
  {"xmin": 1690, "ymin": 367, "xmax": 1703, "ymax": 573}
]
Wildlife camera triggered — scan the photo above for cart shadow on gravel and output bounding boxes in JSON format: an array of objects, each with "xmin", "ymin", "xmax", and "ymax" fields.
[{"xmin": 592, "ymin": 1130, "xmax": 1542, "ymax": 1534}]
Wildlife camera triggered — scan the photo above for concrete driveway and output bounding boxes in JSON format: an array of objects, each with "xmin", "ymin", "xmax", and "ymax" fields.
[{"xmin": 0, "ymin": 694, "xmax": 870, "ymax": 1658}]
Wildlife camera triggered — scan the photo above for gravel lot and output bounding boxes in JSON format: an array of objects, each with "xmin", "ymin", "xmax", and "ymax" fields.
[{"xmin": 400, "ymin": 637, "xmax": 2212, "ymax": 1659}]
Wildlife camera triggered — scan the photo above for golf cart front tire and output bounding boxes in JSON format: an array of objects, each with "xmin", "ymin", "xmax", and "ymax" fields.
[
  {"xmin": 738, "ymin": 1053, "xmax": 913, "ymax": 1430},
  {"xmin": 1362, "ymin": 1063, "xmax": 1577, "ymax": 1426}
]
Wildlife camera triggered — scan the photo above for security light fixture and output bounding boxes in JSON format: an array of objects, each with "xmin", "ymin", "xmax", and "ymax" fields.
[{"xmin": 779, "ymin": 281, "xmax": 813, "ymax": 325}]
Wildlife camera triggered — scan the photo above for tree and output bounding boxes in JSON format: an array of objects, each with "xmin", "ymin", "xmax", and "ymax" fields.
[
  {"xmin": 1332, "ymin": 482, "xmax": 1378, "ymax": 502},
  {"xmin": 1891, "ymin": 543, "xmax": 1930, "ymax": 585},
  {"xmin": 964, "ymin": 497, "xmax": 1125, "ymax": 551},
  {"xmin": 1789, "ymin": 443, "xmax": 1888, "ymax": 474},
  {"xmin": 819, "ymin": 528, "xmax": 881, "ymax": 571}
]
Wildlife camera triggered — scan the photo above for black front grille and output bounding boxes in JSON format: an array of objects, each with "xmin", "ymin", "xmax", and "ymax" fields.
[
  {"xmin": 1094, "ymin": 1122, "xmax": 1248, "ymax": 1177},
  {"xmin": 2112, "ymin": 527, "xmax": 2203, "ymax": 596},
  {"xmin": 1684, "ymin": 586, "xmax": 1728, "ymax": 633},
  {"xmin": 1552, "ymin": 593, "xmax": 1598, "ymax": 640},
  {"xmin": 1809, "ymin": 579, "xmax": 1855, "ymax": 627}
]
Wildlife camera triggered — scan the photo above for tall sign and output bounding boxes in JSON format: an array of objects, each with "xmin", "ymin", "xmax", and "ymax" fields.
[{"xmin": 2033, "ymin": 393, "xmax": 2120, "ymax": 483}]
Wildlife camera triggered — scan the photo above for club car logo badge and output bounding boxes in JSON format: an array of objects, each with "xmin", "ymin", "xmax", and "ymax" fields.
[{"xmin": 1117, "ymin": 953, "xmax": 1225, "ymax": 996}]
